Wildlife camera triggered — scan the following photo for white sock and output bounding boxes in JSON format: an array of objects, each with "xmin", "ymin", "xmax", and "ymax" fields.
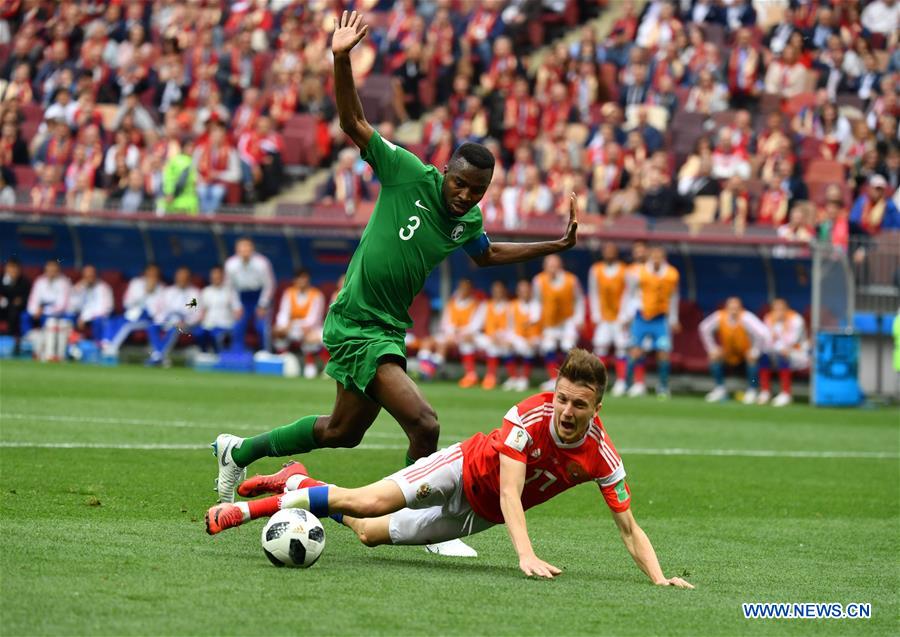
[
  {"xmin": 279, "ymin": 489, "xmax": 310, "ymax": 510},
  {"xmin": 235, "ymin": 501, "xmax": 251, "ymax": 522},
  {"xmin": 284, "ymin": 474, "xmax": 309, "ymax": 492}
]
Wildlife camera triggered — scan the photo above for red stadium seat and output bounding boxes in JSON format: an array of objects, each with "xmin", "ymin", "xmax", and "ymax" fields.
[
  {"xmin": 784, "ymin": 92, "xmax": 817, "ymax": 117},
  {"xmin": 11, "ymin": 165, "xmax": 37, "ymax": 190},
  {"xmin": 804, "ymin": 159, "xmax": 845, "ymax": 184}
]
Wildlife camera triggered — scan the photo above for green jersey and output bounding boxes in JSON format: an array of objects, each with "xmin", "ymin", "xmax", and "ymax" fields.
[{"xmin": 331, "ymin": 130, "xmax": 487, "ymax": 330}]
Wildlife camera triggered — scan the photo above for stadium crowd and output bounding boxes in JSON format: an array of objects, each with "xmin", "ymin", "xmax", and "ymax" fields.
[
  {"xmin": 1, "ymin": 237, "xmax": 810, "ymax": 405},
  {"xmin": 0, "ymin": 0, "xmax": 897, "ymax": 236}
]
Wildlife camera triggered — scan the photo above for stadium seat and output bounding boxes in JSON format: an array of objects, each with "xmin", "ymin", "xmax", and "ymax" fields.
[
  {"xmin": 804, "ymin": 159, "xmax": 845, "ymax": 184},
  {"xmin": 357, "ymin": 75, "xmax": 395, "ymax": 125},
  {"xmin": 11, "ymin": 165, "xmax": 37, "ymax": 190},
  {"xmin": 784, "ymin": 92, "xmax": 817, "ymax": 117}
]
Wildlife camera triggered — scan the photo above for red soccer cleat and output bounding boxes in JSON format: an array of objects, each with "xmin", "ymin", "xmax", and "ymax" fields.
[
  {"xmin": 205, "ymin": 503, "xmax": 245, "ymax": 535},
  {"xmin": 237, "ymin": 460, "xmax": 309, "ymax": 498}
]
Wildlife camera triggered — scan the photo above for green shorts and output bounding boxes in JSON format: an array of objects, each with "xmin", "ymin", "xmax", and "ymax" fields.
[{"xmin": 323, "ymin": 309, "xmax": 407, "ymax": 395}]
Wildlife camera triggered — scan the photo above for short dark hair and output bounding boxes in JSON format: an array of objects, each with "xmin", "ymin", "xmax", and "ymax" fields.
[
  {"xmin": 5, "ymin": 257, "xmax": 19, "ymax": 266},
  {"xmin": 450, "ymin": 142, "xmax": 495, "ymax": 172},
  {"xmin": 295, "ymin": 268, "xmax": 309, "ymax": 279},
  {"xmin": 558, "ymin": 349, "xmax": 608, "ymax": 403}
]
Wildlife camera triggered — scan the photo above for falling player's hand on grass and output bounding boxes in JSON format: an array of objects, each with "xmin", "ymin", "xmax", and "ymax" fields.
[
  {"xmin": 519, "ymin": 554, "xmax": 562, "ymax": 579},
  {"xmin": 657, "ymin": 576, "xmax": 694, "ymax": 589},
  {"xmin": 332, "ymin": 10, "xmax": 369, "ymax": 56},
  {"xmin": 561, "ymin": 192, "xmax": 578, "ymax": 249}
]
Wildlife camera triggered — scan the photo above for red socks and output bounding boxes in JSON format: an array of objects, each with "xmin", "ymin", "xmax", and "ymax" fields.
[
  {"xmin": 779, "ymin": 369, "xmax": 792, "ymax": 395},
  {"xmin": 760, "ymin": 369, "xmax": 772, "ymax": 392},
  {"xmin": 462, "ymin": 353, "xmax": 476, "ymax": 375},
  {"xmin": 486, "ymin": 356, "xmax": 498, "ymax": 376},
  {"xmin": 635, "ymin": 365, "xmax": 646, "ymax": 384},
  {"xmin": 505, "ymin": 359, "xmax": 517, "ymax": 378},
  {"xmin": 615, "ymin": 358, "xmax": 627, "ymax": 380},
  {"xmin": 248, "ymin": 495, "xmax": 280, "ymax": 520}
]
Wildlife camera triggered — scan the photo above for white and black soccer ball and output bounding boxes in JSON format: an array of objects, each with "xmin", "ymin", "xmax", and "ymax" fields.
[{"xmin": 260, "ymin": 508, "xmax": 326, "ymax": 568}]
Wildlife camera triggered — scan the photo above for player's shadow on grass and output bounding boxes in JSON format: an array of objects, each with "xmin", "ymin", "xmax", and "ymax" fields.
[{"xmin": 365, "ymin": 551, "xmax": 587, "ymax": 580}]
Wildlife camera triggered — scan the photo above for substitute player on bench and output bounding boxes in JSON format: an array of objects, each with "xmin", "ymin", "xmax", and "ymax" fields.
[
  {"xmin": 698, "ymin": 296, "xmax": 769, "ymax": 403},
  {"xmin": 207, "ymin": 349, "xmax": 693, "ymax": 589},
  {"xmin": 211, "ymin": 10, "xmax": 577, "ymax": 557}
]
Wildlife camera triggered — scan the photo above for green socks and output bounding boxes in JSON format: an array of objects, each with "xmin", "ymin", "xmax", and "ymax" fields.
[{"xmin": 231, "ymin": 415, "xmax": 319, "ymax": 467}]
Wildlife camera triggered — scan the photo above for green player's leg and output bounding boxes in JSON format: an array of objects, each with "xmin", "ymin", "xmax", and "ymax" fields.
[
  {"xmin": 368, "ymin": 359, "xmax": 441, "ymax": 463},
  {"xmin": 230, "ymin": 381, "xmax": 382, "ymax": 467}
]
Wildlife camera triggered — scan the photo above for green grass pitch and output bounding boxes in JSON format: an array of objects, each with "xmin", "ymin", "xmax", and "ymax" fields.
[{"xmin": 1, "ymin": 360, "xmax": 898, "ymax": 636}]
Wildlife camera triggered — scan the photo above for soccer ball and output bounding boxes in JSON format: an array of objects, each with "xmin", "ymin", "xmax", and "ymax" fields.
[{"xmin": 260, "ymin": 508, "xmax": 326, "ymax": 568}]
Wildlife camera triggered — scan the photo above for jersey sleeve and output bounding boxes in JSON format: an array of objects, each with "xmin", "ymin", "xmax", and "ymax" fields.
[
  {"xmin": 494, "ymin": 404, "xmax": 534, "ymax": 463},
  {"xmin": 598, "ymin": 479, "xmax": 631, "ymax": 512},
  {"xmin": 361, "ymin": 130, "xmax": 427, "ymax": 186},
  {"xmin": 463, "ymin": 231, "xmax": 491, "ymax": 258}
]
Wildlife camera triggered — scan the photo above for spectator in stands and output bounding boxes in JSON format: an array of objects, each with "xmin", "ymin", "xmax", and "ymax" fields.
[
  {"xmin": 533, "ymin": 254, "xmax": 584, "ymax": 390},
  {"xmin": 717, "ymin": 176, "xmax": 749, "ymax": 231},
  {"xmin": 193, "ymin": 119, "xmax": 240, "ymax": 214},
  {"xmin": 759, "ymin": 298, "xmax": 810, "ymax": 407},
  {"xmin": 777, "ymin": 203, "xmax": 815, "ymax": 247},
  {"xmin": 850, "ymin": 174, "xmax": 900, "ymax": 235},
  {"xmin": 32, "ymin": 118, "xmax": 73, "ymax": 168},
  {"xmin": 4, "ymin": 63, "xmax": 35, "ymax": 104},
  {"xmin": 0, "ymin": 167, "xmax": 14, "ymax": 206},
  {"xmin": 639, "ymin": 166, "xmax": 685, "ymax": 219},
  {"xmin": 162, "ymin": 138, "xmax": 198, "ymax": 214},
  {"xmin": 106, "ymin": 264, "xmax": 164, "ymax": 356},
  {"xmin": 109, "ymin": 169, "xmax": 149, "ymax": 213},
  {"xmin": 23, "ymin": 259, "xmax": 72, "ymax": 362},
  {"xmin": 623, "ymin": 245, "xmax": 680, "ymax": 399},
  {"xmin": 815, "ymin": 39, "xmax": 859, "ymax": 102},
  {"xmin": 619, "ymin": 62, "xmax": 650, "ymax": 109},
  {"xmin": 711, "ymin": 127, "xmax": 751, "ymax": 180},
  {"xmin": 764, "ymin": 43, "xmax": 808, "ymax": 98},
  {"xmin": 237, "ymin": 115, "xmax": 285, "ymax": 202},
  {"xmin": 31, "ymin": 164, "xmax": 63, "ymax": 208},
  {"xmin": 699, "ymin": 296, "xmax": 769, "ymax": 404},
  {"xmin": 685, "ymin": 68, "xmax": 729, "ymax": 115},
  {"xmin": 1, "ymin": 122, "xmax": 29, "ymax": 167},
  {"xmin": 473, "ymin": 280, "xmax": 513, "ymax": 391},
  {"xmin": 727, "ymin": 27, "xmax": 762, "ymax": 108},
  {"xmin": 629, "ymin": 106, "xmax": 664, "ymax": 154},
  {"xmin": 274, "ymin": 269, "xmax": 327, "ymax": 379},
  {"xmin": 416, "ymin": 278, "xmax": 484, "ymax": 384},
  {"xmin": 0, "ymin": 258, "xmax": 31, "ymax": 342},
  {"xmin": 757, "ymin": 173, "xmax": 790, "ymax": 226},
  {"xmin": 501, "ymin": 164, "xmax": 553, "ymax": 226},
  {"xmin": 197, "ymin": 265, "xmax": 242, "ymax": 354},
  {"xmin": 225, "ymin": 237, "xmax": 275, "ymax": 353},
  {"xmin": 147, "ymin": 265, "xmax": 200, "ymax": 366},
  {"xmin": 69, "ymin": 264, "xmax": 113, "ymax": 343},
  {"xmin": 319, "ymin": 147, "xmax": 372, "ymax": 215},
  {"xmin": 860, "ymin": 0, "xmax": 900, "ymax": 37},
  {"xmin": 777, "ymin": 158, "xmax": 809, "ymax": 208},
  {"xmin": 816, "ymin": 184, "xmax": 850, "ymax": 253}
]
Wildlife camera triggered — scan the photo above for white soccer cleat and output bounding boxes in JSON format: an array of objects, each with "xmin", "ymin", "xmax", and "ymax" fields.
[
  {"xmin": 772, "ymin": 392, "xmax": 793, "ymax": 407},
  {"xmin": 515, "ymin": 377, "xmax": 530, "ymax": 392},
  {"xmin": 425, "ymin": 538, "xmax": 478, "ymax": 557},
  {"xmin": 212, "ymin": 433, "xmax": 247, "ymax": 504},
  {"xmin": 501, "ymin": 377, "xmax": 519, "ymax": 391},
  {"xmin": 742, "ymin": 389, "xmax": 758, "ymax": 405},
  {"xmin": 627, "ymin": 382, "xmax": 647, "ymax": 398},
  {"xmin": 611, "ymin": 379, "xmax": 627, "ymax": 397},
  {"xmin": 539, "ymin": 378, "xmax": 556, "ymax": 391},
  {"xmin": 756, "ymin": 390, "xmax": 772, "ymax": 405},
  {"xmin": 303, "ymin": 363, "xmax": 318, "ymax": 379},
  {"xmin": 705, "ymin": 386, "xmax": 728, "ymax": 403}
]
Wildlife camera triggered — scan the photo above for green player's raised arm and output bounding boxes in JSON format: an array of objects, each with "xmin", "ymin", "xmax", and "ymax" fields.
[
  {"xmin": 471, "ymin": 193, "xmax": 579, "ymax": 267},
  {"xmin": 332, "ymin": 11, "xmax": 374, "ymax": 152}
]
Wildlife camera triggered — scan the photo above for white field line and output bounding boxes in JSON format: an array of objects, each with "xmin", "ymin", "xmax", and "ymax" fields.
[
  {"xmin": 0, "ymin": 440, "xmax": 896, "ymax": 459},
  {"xmin": 0, "ymin": 412, "xmax": 402, "ymax": 439}
]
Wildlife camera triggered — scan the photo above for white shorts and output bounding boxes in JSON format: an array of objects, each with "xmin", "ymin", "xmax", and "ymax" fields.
[
  {"xmin": 385, "ymin": 444, "xmax": 494, "ymax": 545},
  {"xmin": 435, "ymin": 331, "xmax": 476, "ymax": 355},
  {"xmin": 474, "ymin": 332, "xmax": 510, "ymax": 357},
  {"xmin": 508, "ymin": 333, "xmax": 537, "ymax": 358},
  {"xmin": 541, "ymin": 322, "xmax": 579, "ymax": 353},
  {"xmin": 280, "ymin": 321, "xmax": 323, "ymax": 344},
  {"xmin": 592, "ymin": 321, "xmax": 629, "ymax": 356},
  {"xmin": 766, "ymin": 348, "xmax": 810, "ymax": 370}
]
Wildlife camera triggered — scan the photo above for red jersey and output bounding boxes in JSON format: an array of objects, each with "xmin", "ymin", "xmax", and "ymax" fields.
[{"xmin": 461, "ymin": 393, "xmax": 630, "ymax": 524}]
